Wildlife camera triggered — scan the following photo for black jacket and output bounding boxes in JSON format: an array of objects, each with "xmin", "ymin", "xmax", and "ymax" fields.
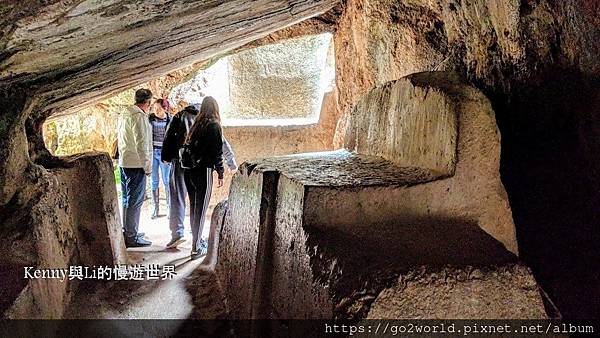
[
  {"xmin": 188, "ymin": 121, "xmax": 224, "ymax": 179},
  {"xmin": 161, "ymin": 105, "xmax": 198, "ymax": 162}
]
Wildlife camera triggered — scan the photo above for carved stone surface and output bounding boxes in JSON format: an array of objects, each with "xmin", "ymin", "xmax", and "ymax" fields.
[
  {"xmin": 247, "ymin": 150, "xmax": 439, "ymax": 187},
  {"xmin": 213, "ymin": 72, "xmax": 542, "ymax": 321},
  {"xmin": 0, "ymin": 1, "xmax": 339, "ymax": 319},
  {"xmin": 2, "ymin": 153, "xmax": 126, "ymax": 318},
  {"xmin": 366, "ymin": 264, "xmax": 547, "ymax": 319},
  {"xmin": 53, "ymin": 153, "xmax": 127, "ymax": 267},
  {"xmin": 333, "ymin": 1, "xmax": 600, "ymax": 319},
  {"xmin": 228, "ymin": 34, "xmax": 333, "ymax": 120},
  {"xmin": 346, "ymin": 76, "xmax": 458, "ymax": 176},
  {"xmin": 345, "ymin": 72, "xmax": 518, "ymax": 255}
]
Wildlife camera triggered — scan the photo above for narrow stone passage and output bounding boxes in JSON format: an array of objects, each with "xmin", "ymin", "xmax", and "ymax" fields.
[
  {"xmin": 1, "ymin": 0, "xmax": 598, "ymax": 330},
  {"xmin": 63, "ymin": 199, "xmax": 225, "ymax": 323}
]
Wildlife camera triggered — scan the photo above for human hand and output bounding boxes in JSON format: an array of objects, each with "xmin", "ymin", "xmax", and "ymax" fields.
[{"xmin": 217, "ymin": 178, "xmax": 224, "ymax": 188}]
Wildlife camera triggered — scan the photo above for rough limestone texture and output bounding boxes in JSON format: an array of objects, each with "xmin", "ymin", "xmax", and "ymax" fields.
[
  {"xmin": 228, "ymin": 34, "xmax": 333, "ymax": 120},
  {"xmin": 332, "ymin": 0, "xmax": 599, "ymax": 321},
  {"xmin": 215, "ymin": 166, "xmax": 264, "ymax": 319},
  {"xmin": 0, "ymin": 1, "xmax": 339, "ymax": 320},
  {"xmin": 366, "ymin": 264, "xmax": 547, "ymax": 319},
  {"xmin": 346, "ymin": 76, "xmax": 458, "ymax": 176},
  {"xmin": 202, "ymin": 200, "xmax": 229, "ymax": 272},
  {"xmin": 53, "ymin": 154, "xmax": 127, "ymax": 266},
  {"xmin": 213, "ymin": 72, "xmax": 542, "ymax": 321},
  {"xmin": 332, "ymin": 2, "xmax": 600, "ymax": 319},
  {"xmin": 341, "ymin": 72, "xmax": 517, "ymax": 254},
  {"xmin": 2, "ymin": 153, "xmax": 126, "ymax": 319},
  {"xmin": 332, "ymin": 0, "xmax": 599, "ymax": 140},
  {"xmin": 214, "ymin": 150, "xmax": 541, "ymax": 320},
  {"xmin": 1, "ymin": 166, "xmax": 75, "ymax": 319}
]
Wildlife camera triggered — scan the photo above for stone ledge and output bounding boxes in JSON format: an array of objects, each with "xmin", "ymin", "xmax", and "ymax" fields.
[
  {"xmin": 244, "ymin": 149, "xmax": 441, "ymax": 187},
  {"xmin": 213, "ymin": 72, "xmax": 530, "ymax": 320}
]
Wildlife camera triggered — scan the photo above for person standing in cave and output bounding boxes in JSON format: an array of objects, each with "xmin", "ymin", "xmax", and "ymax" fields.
[
  {"xmin": 161, "ymin": 101, "xmax": 237, "ymax": 251},
  {"xmin": 148, "ymin": 98, "xmax": 172, "ymax": 219},
  {"xmin": 161, "ymin": 103, "xmax": 199, "ymax": 249},
  {"xmin": 180, "ymin": 96, "xmax": 225, "ymax": 260},
  {"xmin": 117, "ymin": 88, "xmax": 153, "ymax": 247}
]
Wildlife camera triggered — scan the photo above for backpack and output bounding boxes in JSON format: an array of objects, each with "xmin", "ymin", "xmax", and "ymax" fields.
[
  {"xmin": 161, "ymin": 112, "xmax": 188, "ymax": 162},
  {"xmin": 179, "ymin": 141, "xmax": 203, "ymax": 169}
]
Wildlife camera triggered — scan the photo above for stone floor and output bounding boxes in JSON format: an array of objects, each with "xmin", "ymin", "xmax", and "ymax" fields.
[{"xmin": 64, "ymin": 192, "xmax": 226, "ymax": 327}]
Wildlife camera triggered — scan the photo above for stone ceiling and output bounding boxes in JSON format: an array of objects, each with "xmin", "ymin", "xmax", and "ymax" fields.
[{"xmin": 0, "ymin": 0, "xmax": 341, "ymax": 117}]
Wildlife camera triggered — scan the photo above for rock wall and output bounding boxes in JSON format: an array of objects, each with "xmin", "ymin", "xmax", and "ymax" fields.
[
  {"xmin": 345, "ymin": 75, "xmax": 458, "ymax": 176},
  {"xmin": 333, "ymin": 0, "xmax": 599, "ymax": 319},
  {"xmin": 337, "ymin": 72, "xmax": 517, "ymax": 255},
  {"xmin": 1, "ymin": 153, "xmax": 126, "ymax": 318},
  {"xmin": 333, "ymin": 0, "xmax": 598, "ymax": 118},
  {"xmin": 214, "ymin": 73, "xmax": 544, "ymax": 322},
  {"xmin": 228, "ymin": 34, "xmax": 333, "ymax": 120},
  {"xmin": 44, "ymin": 110, "xmax": 117, "ymax": 156}
]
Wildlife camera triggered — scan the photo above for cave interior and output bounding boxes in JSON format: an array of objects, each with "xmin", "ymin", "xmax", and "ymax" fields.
[{"xmin": 0, "ymin": 0, "xmax": 598, "ymax": 327}]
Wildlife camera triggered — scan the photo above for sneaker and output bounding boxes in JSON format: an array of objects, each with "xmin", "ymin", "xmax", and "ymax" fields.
[
  {"xmin": 190, "ymin": 251, "xmax": 202, "ymax": 260},
  {"xmin": 197, "ymin": 239, "xmax": 209, "ymax": 255},
  {"xmin": 123, "ymin": 232, "xmax": 144, "ymax": 238},
  {"xmin": 166, "ymin": 236, "xmax": 186, "ymax": 249},
  {"xmin": 125, "ymin": 237, "xmax": 152, "ymax": 248},
  {"xmin": 190, "ymin": 240, "xmax": 209, "ymax": 260}
]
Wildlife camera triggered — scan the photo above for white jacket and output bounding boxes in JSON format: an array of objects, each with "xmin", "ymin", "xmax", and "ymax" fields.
[{"xmin": 117, "ymin": 105, "xmax": 153, "ymax": 174}]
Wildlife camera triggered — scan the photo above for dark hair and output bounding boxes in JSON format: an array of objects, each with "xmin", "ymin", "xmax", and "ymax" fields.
[
  {"xmin": 156, "ymin": 98, "xmax": 171, "ymax": 111},
  {"xmin": 135, "ymin": 89, "xmax": 153, "ymax": 104},
  {"xmin": 186, "ymin": 96, "xmax": 221, "ymax": 144}
]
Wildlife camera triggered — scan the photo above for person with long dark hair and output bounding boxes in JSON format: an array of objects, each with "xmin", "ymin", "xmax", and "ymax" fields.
[
  {"xmin": 161, "ymin": 101, "xmax": 237, "ymax": 250},
  {"xmin": 183, "ymin": 96, "xmax": 224, "ymax": 260}
]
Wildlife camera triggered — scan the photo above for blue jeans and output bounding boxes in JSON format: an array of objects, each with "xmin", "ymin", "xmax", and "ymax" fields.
[
  {"xmin": 120, "ymin": 167, "xmax": 146, "ymax": 240},
  {"xmin": 151, "ymin": 148, "xmax": 171, "ymax": 191}
]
